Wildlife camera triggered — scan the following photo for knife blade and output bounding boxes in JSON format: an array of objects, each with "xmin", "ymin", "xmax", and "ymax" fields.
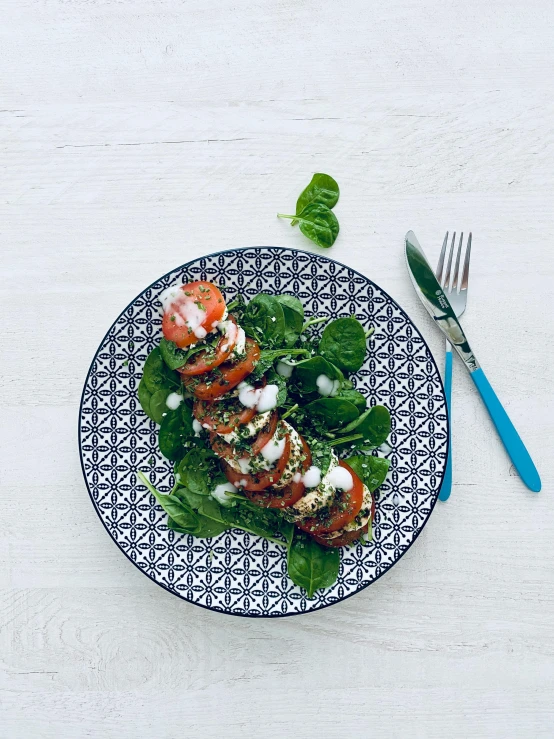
[
  {"xmin": 404, "ymin": 229, "xmax": 541, "ymax": 492},
  {"xmin": 405, "ymin": 229, "xmax": 480, "ymax": 374}
]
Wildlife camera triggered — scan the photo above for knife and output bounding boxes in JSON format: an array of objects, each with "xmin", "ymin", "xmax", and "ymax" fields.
[{"xmin": 405, "ymin": 230, "xmax": 541, "ymax": 493}]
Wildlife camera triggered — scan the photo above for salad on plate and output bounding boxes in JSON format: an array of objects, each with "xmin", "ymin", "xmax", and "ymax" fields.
[{"xmin": 137, "ymin": 279, "xmax": 392, "ymax": 597}]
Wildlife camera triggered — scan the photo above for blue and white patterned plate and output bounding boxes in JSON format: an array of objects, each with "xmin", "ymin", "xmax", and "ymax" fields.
[{"xmin": 79, "ymin": 247, "xmax": 448, "ymax": 617}]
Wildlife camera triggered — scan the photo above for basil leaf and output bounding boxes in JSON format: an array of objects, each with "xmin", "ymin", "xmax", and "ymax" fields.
[
  {"xmin": 319, "ymin": 317, "xmax": 367, "ymax": 372},
  {"xmin": 296, "ymin": 173, "xmax": 340, "ymax": 215},
  {"xmin": 158, "ymin": 401, "xmax": 194, "ymax": 461},
  {"xmin": 175, "ymin": 448, "xmax": 225, "ymax": 496},
  {"xmin": 287, "ymin": 530, "xmax": 340, "ymax": 598},
  {"xmin": 242, "ymin": 294, "xmax": 286, "ymax": 349},
  {"xmin": 305, "ymin": 397, "xmax": 359, "ymax": 430},
  {"xmin": 295, "ymin": 204, "xmax": 339, "ymax": 248},
  {"xmin": 274, "ymin": 295, "xmax": 304, "ymax": 347},
  {"xmin": 344, "ymin": 454, "xmax": 390, "ymax": 492},
  {"xmin": 142, "ymin": 347, "xmax": 181, "ymax": 393},
  {"xmin": 293, "ymin": 356, "xmax": 343, "ymax": 395}
]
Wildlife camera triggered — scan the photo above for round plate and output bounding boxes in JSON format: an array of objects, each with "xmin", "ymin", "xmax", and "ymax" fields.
[{"xmin": 79, "ymin": 247, "xmax": 448, "ymax": 617}]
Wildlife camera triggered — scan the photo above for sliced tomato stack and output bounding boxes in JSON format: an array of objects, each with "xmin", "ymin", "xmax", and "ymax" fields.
[{"xmin": 164, "ymin": 280, "xmax": 374, "ymax": 547}]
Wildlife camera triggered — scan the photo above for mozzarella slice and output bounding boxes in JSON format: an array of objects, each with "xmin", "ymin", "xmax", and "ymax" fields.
[
  {"xmin": 321, "ymin": 484, "xmax": 373, "ymax": 540},
  {"xmin": 291, "ymin": 452, "xmax": 340, "ymax": 517}
]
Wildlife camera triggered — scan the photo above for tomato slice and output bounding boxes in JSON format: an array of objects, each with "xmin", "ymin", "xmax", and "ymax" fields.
[
  {"xmin": 193, "ymin": 398, "xmax": 256, "ymax": 434},
  {"xmin": 295, "ymin": 460, "xmax": 364, "ymax": 535},
  {"xmin": 251, "ymin": 412, "xmax": 278, "ymax": 456},
  {"xmin": 162, "ymin": 280, "xmax": 226, "ymax": 349},
  {"xmin": 313, "ymin": 521, "xmax": 369, "ymax": 548},
  {"xmin": 191, "ymin": 339, "xmax": 260, "ymax": 400},
  {"xmin": 312, "ymin": 494, "xmax": 375, "ymax": 547},
  {"xmin": 219, "ymin": 434, "xmax": 291, "ymax": 492},
  {"xmin": 178, "ymin": 316, "xmax": 238, "ymax": 376},
  {"xmin": 246, "ymin": 434, "xmax": 312, "ymax": 509}
]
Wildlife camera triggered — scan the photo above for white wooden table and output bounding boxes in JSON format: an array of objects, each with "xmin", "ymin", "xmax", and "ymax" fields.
[{"xmin": 2, "ymin": 1, "xmax": 553, "ymax": 737}]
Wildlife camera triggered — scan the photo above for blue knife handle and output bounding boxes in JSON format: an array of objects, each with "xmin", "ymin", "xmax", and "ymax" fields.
[
  {"xmin": 471, "ymin": 368, "xmax": 541, "ymax": 492},
  {"xmin": 439, "ymin": 346, "xmax": 453, "ymax": 501}
]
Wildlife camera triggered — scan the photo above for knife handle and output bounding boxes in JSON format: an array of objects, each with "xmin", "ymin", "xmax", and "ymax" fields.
[
  {"xmin": 470, "ymin": 368, "xmax": 541, "ymax": 492},
  {"xmin": 439, "ymin": 344, "xmax": 453, "ymax": 501}
]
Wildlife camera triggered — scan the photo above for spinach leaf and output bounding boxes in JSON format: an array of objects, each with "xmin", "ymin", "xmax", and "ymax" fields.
[
  {"xmin": 335, "ymin": 388, "xmax": 367, "ymax": 414},
  {"xmin": 142, "ymin": 346, "xmax": 181, "ymax": 393},
  {"xmin": 344, "ymin": 454, "xmax": 391, "ymax": 492},
  {"xmin": 175, "ymin": 448, "xmax": 225, "ymax": 496},
  {"xmin": 279, "ymin": 204, "xmax": 339, "ymax": 248},
  {"xmin": 274, "ymin": 295, "xmax": 304, "ymax": 347},
  {"xmin": 137, "ymin": 471, "xmax": 200, "ymax": 532},
  {"xmin": 250, "ymin": 348, "xmax": 311, "ymax": 380},
  {"xmin": 138, "ymin": 377, "xmax": 155, "ymax": 421},
  {"xmin": 293, "ymin": 356, "xmax": 343, "ymax": 395},
  {"xmin": 180, "ymin": 487, "xmax": 288, "ymax": 544},
  {"xmin": 334, "ymin": 405, "xmax": 391, "ymax": 450},
  {"xmin": 305, "ymin": 397, "xmax": 360, "ymax": 430},
  {"xmin": 167, "ymin": 514, "xmax": 228, "ymax": 538},
  {"xmin": 287, "ymin": 530, "xmax": 340, "ymax": 598},
  {"xmin": 148, "ymin": 388, "xmax": 173, "ymax": 425},
  {"xmin": 242, "ymin": 294, "xmax": 286, "ymax": 349},
  {"xmin": 158, "ymin": 401, "xmax": 194, "ymax": 461},
  {"xmin": 319, "ymin": 317, "xmax": 367, "ymax": 372},
  {"xmin": 295, "ymin": 173, "xmax": 340, "ymax": 215},
  {"xmin": 159, "ymin": 338, "xmax": 205, "ymax": 371},
  {"xmin": 173, "ymin": 489, "xmax": 231, "ymax": 537}
]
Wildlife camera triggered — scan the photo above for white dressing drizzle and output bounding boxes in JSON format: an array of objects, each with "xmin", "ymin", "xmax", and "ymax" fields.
[
  {"xmin": 302, "ymin": 466, "xmax": 322, "ymax": 489},
  {"xmin": 327, "ymin": 466, "xmax": 354, "ymax": 491},
  {"xmin": 237, "ymin": 382, "xmax": 279, "ymax": 412},
  {"xmin": 211, "ymin": 482, "xmax": 237, "ymax": 507},
  {"xmin": 316, "ymin": 374, "xmax": 340, "ymax": 397},
  {"xmin": 260, "ymin": 434, "xmax": 286, "ymax": 464},
  {"xmin": 166, "ymin": 393, "xmax": 183, "ymax": 410},
  {"xmin": 276, "ymin": 361, "xmax": 294, "ymax": 378}
]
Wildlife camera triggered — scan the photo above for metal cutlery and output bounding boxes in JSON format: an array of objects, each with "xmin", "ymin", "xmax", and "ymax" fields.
[
  {"xmin": 435, "ymin": 231, "xmax": 472, "ymax": 501},
  {"xmin": 405, "ymin": 230, "xmax": 541, "ymax": 493}
]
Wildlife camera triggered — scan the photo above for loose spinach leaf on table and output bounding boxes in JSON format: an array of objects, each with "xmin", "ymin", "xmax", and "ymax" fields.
[
  {"xmin": 278, "ymin": 204, "xmax": 339, "ymax": 249},
  {"xmin": 305, "ymin": 397, "xmax": 360, "ymax": 430},
  {"xmin": 274, "ymin": 294, "xmax": 304, "ymax": 347},
  {"xmin": 175, "ymin": 447, "xmax": 226, "ymax": 495},
  {"xmin": 158, "ymin": 401, "xmax": 194, "ymax": 461},
  {"xmin": 295, "ymin": 173, "xmax": 340, "ymax": 216},
  {"xmin": 319, "ymin": 317, "xmax": 367, "ymax": 372},
  {"xmin": 344, "ymin": 454, "xmax": 391, "ymax": 492},
  {"xmin": 287, "ymin": 530, "xmax": 340, "ymax": 598},
  {"xmin": 242, "ymin": 294, "xmax": 286, "ymax": 349},
  {"xmin": 293, "ymin": 356, "xmax": 343, "ymax": 395}
]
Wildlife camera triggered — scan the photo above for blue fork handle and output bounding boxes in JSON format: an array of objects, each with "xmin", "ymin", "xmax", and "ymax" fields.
[
  {"xmin": 471, "ymin": 368, "xmax": 541, "ymax": 492},
  {"xmin": 439, "ymin": 346, "xmax": 453, "ymax": 501}
]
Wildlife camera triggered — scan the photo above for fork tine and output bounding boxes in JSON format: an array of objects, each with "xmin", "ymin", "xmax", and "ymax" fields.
[
  {"xmin": 451, "ymin": 232, "xmax": 464, "ymax": 292},
  {"xmin": 436, "ymin": 231, "xmax": 449, "ymax": 283},
  {"xmin": 443, "ymin": 231, "xmax": 456, "ymax": 291},
  {"xmin": 460, "ymin": 232, "xmax": 472, "ymax": 291}
]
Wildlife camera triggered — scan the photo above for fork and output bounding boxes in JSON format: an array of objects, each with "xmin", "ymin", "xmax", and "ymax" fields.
[{"xmin": 435, "ymin": 231, "xmax": 472, "ymax": 502}]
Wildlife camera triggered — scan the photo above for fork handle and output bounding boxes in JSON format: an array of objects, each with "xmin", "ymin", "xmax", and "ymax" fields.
[
  {"xmin": 470, "ymin": 368, "xmax": 541, "ymax": 492},
  {"xmin": 439, "ymin": 342, "xmax": 453, "ymax": 501}
]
